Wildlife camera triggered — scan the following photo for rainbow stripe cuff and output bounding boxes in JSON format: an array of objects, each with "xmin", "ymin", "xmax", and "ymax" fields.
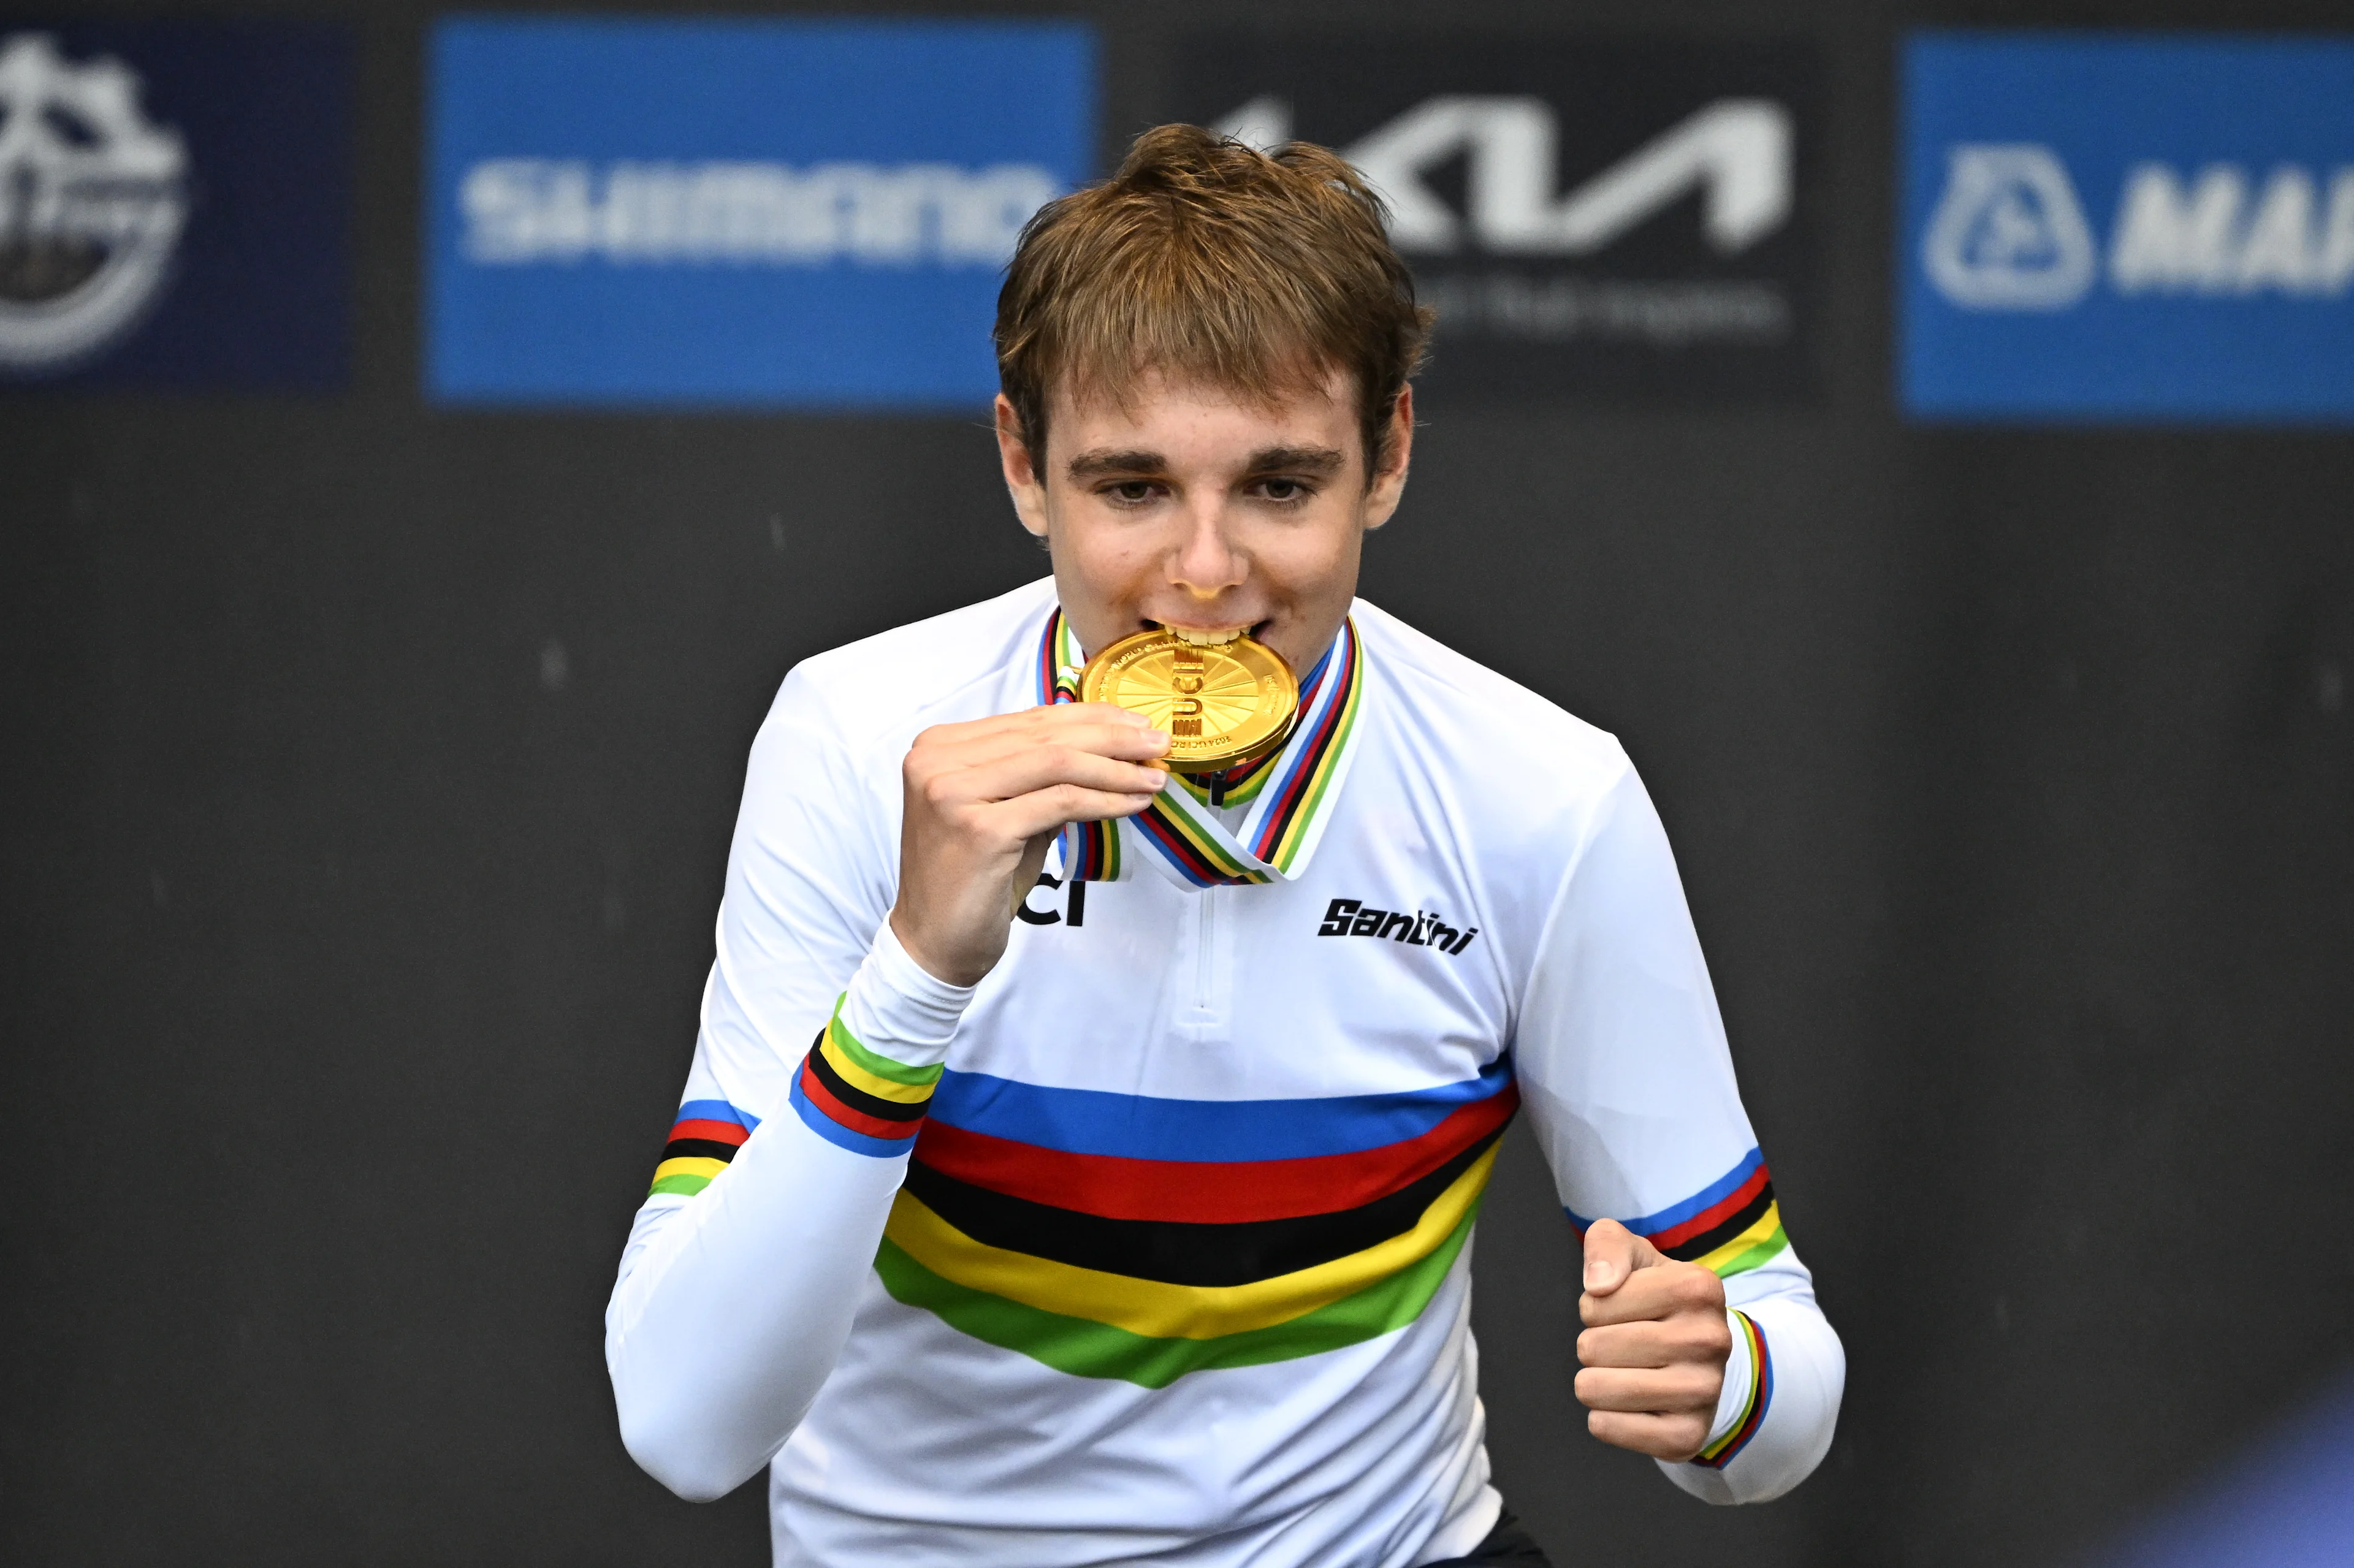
[
  {"xmin": 1566, "ymin": 1147, "xmax": 1791, "ymax": 1277},
  {"xmin": 789, "ymin": 998, "xmax": 943, "ymax": 1157},
  {"xmin": 647, "ymin": 1099, "xmax": 761, "ymax": 1197},
  {"xmin": 1693, "ymin": 1309, "xmax": 1771, "ymax": 1468}
]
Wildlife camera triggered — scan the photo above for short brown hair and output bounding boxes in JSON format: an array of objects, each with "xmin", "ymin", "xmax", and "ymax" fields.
[{"xmin": 995, "ymin": 123, "xmax": 1432, "ymax": 476}]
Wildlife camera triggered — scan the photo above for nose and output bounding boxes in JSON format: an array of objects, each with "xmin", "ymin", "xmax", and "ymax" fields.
[{"xmin": 1168, "ymin": 495, "xmax": 1244, "ymax": 602}]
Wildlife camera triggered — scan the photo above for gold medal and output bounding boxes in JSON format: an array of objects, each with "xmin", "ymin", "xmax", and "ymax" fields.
[{"xmin": 1078, "ymin": 627, "xmax": 1298, "ymax": 774}]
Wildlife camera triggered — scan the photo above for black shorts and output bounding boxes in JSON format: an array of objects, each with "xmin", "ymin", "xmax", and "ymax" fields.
[{"xmin": 1419, "ymin": 1509, "xmax": 1553, "ymax": 1567}]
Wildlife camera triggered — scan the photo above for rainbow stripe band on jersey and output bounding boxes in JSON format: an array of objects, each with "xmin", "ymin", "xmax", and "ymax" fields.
[
  {"xmin": 1043, "ymin": 608, "xmax": 1366, "ymax": 889},
  {"xmin": 788, "ymin": 998, "xmax": 944, "ymax": 1158},
  {"xmin": 1564, "ymin": 1147, "xmax": 1789, "ymax": 1277},
  {"xmin": 874, "ymin": 1059, "xmax": 1519, "ymax": 1387},
  {"xmin": 647, "ymin": 1099, "xmax": 761, "ymax": 1197},
  {"xmin": 1693, "ymin": 1310, "xmax": 1772, "ymax": 1469}
]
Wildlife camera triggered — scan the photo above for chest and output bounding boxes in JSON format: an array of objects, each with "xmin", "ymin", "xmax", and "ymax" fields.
[{"xmin": 959, "ymin": 808, "xmax": 1512, "ymax": 1105}]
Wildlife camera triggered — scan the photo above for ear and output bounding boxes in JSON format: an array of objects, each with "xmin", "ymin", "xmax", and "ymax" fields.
[
  {"xmin": 996, "ymin": 395, "xmax": 1051, "ymax": 539},
  {"xmin": 1362, "ymin": 385, "xmax": 1414, "ymax": 532}
]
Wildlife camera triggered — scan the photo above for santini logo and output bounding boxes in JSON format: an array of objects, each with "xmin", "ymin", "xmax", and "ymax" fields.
[
  {"xmin": 0, "ymin": 32, "xmax": 186, "ymax": 369},
  {"xmin": 1317, "ymin": 898, "xmax": 1480, "ymax": 955},
  {"xmin": 459, "ymin": 159, "xmax": 1060, "ymax": 268},
  {"xmin": 1925, "ymin": 143, "xmax": 2354, "ymax": 310},
  {"xmin": 1219, "ymin": 94, "xmax": 1791, "ymax": 257}
]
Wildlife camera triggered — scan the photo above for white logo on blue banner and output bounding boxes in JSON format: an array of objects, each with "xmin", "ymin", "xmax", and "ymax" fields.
[
  {"xmin": 425, "ymin": 17, "xmax": 1094, "ymax": 408},
  {"xmin": 1900, "ymin": 33, "xmax": 2354, "ymax": 422},
  {"xmin": 1921, "ymin": 145, "xmax": 2096, "ymax": 310}
]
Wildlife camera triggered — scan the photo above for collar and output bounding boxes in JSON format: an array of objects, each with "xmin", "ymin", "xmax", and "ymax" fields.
[{"xmin": 1040, "ymin": 607, "xmax": 1369, "ymax": 889}]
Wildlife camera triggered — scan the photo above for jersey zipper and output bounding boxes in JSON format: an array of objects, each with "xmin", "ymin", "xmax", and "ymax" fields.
[{"xmin": 1194, "ymin": 888, "xmax": 1216, "ymax": 1012}]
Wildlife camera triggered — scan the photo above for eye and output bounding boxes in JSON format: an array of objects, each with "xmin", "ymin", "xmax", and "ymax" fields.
[
  {"xmin": 1103, "ymin": 480, "xmax": 1157, "ymax": 505},
  {"xmin": 1254, "ymin": 477, "xmax": 1316, "ymax": 505}
]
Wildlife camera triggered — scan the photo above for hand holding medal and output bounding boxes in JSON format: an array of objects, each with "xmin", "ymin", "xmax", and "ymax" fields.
[
  {"xmin": 888, "ymin": 622, "xmax": 1303, "ymax": 988},
  {"xmin": 889, "ymin": 698, "xmax": 1168, "ymax": 988}
]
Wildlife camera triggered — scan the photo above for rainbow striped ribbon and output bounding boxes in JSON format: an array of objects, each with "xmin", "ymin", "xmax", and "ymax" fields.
[{"xmin": 1040, "ymin": 609, "xmax": 1368, "ymax": 889}]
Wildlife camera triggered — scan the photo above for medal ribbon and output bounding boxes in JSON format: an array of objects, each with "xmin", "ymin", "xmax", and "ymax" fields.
[{"xmin": 1040, "ymin": 609, "xmax": 1367, "ymax": 889}]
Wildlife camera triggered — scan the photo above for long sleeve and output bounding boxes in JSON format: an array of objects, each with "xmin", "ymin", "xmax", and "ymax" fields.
[
  {"xmin": 1512, "ymin": 759, "xmax": 1843, "ymax": 1505},
  {"xmin": 603, "ymin": 677, "xmax": 972, "ymax": 1501}
]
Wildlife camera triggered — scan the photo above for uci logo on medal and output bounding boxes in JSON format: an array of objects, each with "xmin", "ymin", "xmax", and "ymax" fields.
[{"xmin": 1900, "ymin": 32, "xmax": 2354, "ymax": 423}]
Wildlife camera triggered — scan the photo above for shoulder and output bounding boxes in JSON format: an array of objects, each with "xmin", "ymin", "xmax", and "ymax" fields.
[
  {"xmin": 764, "ymin": 576, "xmax": 1057, "ymax": 757},
  {"xmin": 1354, "ymin": 599, "xmax": 1633, "ymax": 802}
]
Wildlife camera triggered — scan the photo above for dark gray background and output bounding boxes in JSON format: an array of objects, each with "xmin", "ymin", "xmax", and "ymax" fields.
[{"xmin": 4, "ymin": 1, "xmax": 2349, "ymax": 1564}]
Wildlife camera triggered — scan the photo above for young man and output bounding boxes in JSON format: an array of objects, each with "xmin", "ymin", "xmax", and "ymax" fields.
[{"xmin": 606, "ymin": 126, "xmax": 1843, "ymax": 1566}]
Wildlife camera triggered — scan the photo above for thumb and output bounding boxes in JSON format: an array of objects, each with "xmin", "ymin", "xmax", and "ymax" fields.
[
  {"xmin": 1581, "ymin": 1217, "xmax": 1662, "ymax": 1297},
  {"xmin": 1008, "ymin": 829, "xmax": 1058, "ymax": 919}
]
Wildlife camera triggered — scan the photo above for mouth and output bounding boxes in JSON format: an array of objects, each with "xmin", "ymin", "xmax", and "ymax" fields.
[{"xmin": 1152, "ymin": 618, "xmax": 1269, "ymax": 646}]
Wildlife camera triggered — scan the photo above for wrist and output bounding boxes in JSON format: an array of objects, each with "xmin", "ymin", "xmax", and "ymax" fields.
[
  {"xmin": 888, "ymin": 904, "xmax": 997, "ymax": 989},
  {"xmin": 845, "ymin": 917, "xmax": 979, "ymax": 1070}
]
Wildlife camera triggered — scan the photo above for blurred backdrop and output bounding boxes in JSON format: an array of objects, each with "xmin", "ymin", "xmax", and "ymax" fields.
[{"xmin": 4, "ymin": 1, "xmax": 2351, "ymax": 1564}]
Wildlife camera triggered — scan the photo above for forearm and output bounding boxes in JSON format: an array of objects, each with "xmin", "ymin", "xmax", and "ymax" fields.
[{"xmin": 604, "ymin": 924, "xmax": 971, "ymax": 1500}]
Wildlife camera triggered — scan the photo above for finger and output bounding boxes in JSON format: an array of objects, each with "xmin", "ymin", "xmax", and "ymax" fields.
[
  {"xmin": 931, "ymin": 701, "xmax": 1148, "ymax": 731},
  {"xmin": 1580, "ymin": 1260, "xmax": 1725, "ymax": 1329},
  {"xmin": 937, "ymin": 702, "xmax": 1156, "ymax": 745},
  {"xmin": 1579, "ymin": 1218, "xmax": 1659, "ymax": 1301},
  {"xmin": 919, "ymin": 721, "xmax": 1172, "ymax": 780},
  {"xmin": 986, "ymin": 783, "xmax": 1164, "ymax": 841},
  {"xmin": 924, "ymin": 745, "xmax": 1171, "ymax": 809},
  {"xmin": 1064, "ymin": 701, "xmax": 1152, "ymax": 725},
  {"xmin": 909, "ymin": 707, "xmax": 1165, "ymax": 771},
  {"xmin": 1008, "ymin": 831, "xmax": 1059, "ymax": 918},
  {"xmin": 1572, "ymin": 1363, "xmax": 1724, "ymax": 1415},
  {"xmin": 1576, "ymin": 1312, "xmax": 1731, "ymax": 1370},
  {"xmin": 1585, "ymin": 1409, "xmax": 1712, "ymax": 1463},
  {"xmin": 1016, "ymin": 703, "xmax": 1167, "ymax": 750}
]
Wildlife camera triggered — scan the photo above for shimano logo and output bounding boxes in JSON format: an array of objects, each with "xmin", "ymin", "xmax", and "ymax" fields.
[
  {"xmin": 1317, "ymin": 898, "xmax": 1480, "ymax": 956},
  {"xmin": 459, "ymin": 158, "xmax": 1060, "ymax": 268},
  {"xmin": 0, "ymin": 32, "xmax": 187, "ymax": 370},
  {"xmin": 1924, "ymin": 143, "xmax": 2354, "ymax": 310}
]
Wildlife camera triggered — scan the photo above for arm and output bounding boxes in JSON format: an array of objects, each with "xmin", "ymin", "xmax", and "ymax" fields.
[
  {"xmin": 605, "ymin": 688, "xmax": 1167, "ymax": 1500},
  {"xmin": 606, "ymin": 921, "xmax": 970, "ymax": 1499},
  {"xmin": 1514, "ymin": 760, "xmax": 1843, "ymax": 1504}
]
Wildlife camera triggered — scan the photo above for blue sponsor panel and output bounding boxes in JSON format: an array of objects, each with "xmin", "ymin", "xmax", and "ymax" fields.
[
  {"xmin": 424, "ymin": 17, "xmax": 1095, "ymax": 409},
  {"xmin": 0, "ymin": 23, "xmax": 350, "ymax": 389},
  {"xmin": 1900, "ymin": 33, "xmax": 2354, "ymax": 423}
]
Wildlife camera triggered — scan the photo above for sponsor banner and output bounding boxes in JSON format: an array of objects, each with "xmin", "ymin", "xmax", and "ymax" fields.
[
  {"xmin": 0, "ymin": 22, "xmax": 349, "ymax": 388},
  {"xmin": 1175, "ymin": 36, "xmax": 1818, "ymax": 402},
  {"xmin": 424, "ymin": 17, "xmax": 1094, "ymax": 409},
  {"xmin": 1901, "ymin": 32, "xmax": 2354, "ymax": 423}
]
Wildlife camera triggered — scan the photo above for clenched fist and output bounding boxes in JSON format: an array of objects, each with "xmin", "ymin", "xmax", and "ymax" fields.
[
  {"xmin": 1574, "ymin": 1217, "xmax": 1732, "ymax": 1461},
  {"xmin": 890, "ymin": 702, "xmax": 1168, "ymax": 987}
]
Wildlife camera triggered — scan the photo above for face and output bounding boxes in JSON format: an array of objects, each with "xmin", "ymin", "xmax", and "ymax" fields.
[{"xmin": 996, "ymin": 367, "xmax": 1412, "ymax": 680}]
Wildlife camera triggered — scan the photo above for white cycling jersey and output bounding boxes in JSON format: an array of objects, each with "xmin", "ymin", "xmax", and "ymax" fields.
[{"xmin": 606, "ymin": 575, "xmax": 1843, "ymax": 1567}]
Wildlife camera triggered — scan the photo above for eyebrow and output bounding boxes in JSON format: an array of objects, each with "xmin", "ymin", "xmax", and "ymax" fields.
[
  {"xmin": 1064, "ymin": 444, "xmax": 1349, "ymax": 482},
  {"xmin": 1065, "ymin": 449, "xmax": 1165, "ymax": 481},
  {"xmin": 1243, "ymin": 445, "xmax": 1347, "ymax": 477}
]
